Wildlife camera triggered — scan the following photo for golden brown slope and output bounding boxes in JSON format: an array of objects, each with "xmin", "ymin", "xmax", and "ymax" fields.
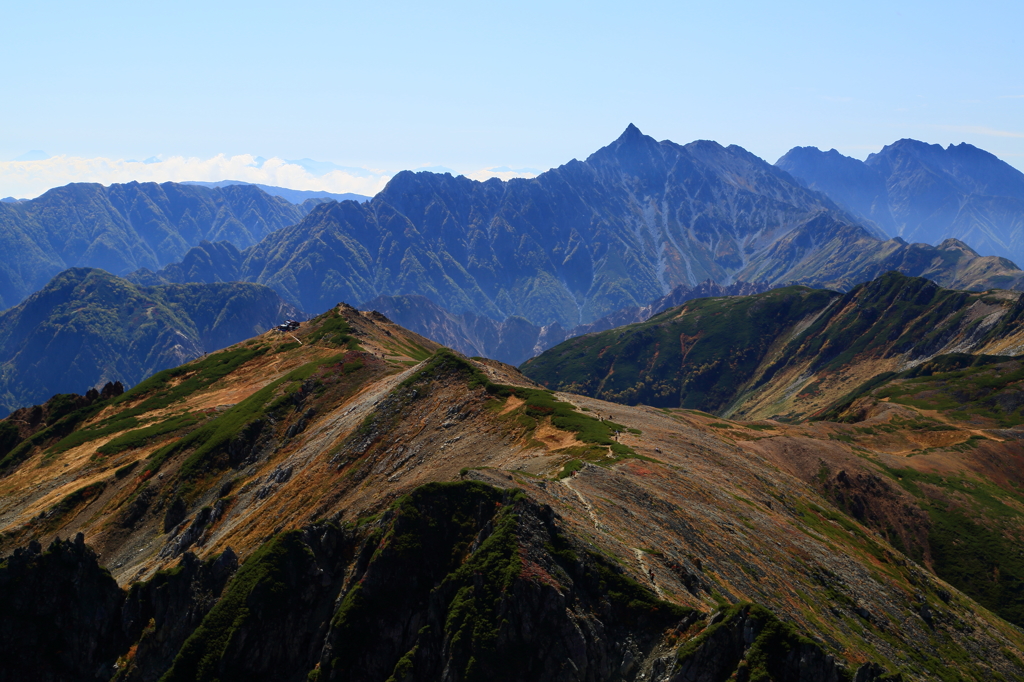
[{"xmin": 0, "ymin": 305, "xmax": 1023, "ymax": 680}]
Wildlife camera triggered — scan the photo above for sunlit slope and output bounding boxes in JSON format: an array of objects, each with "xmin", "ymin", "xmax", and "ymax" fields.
[
  {"xmin": 0, "ymin": 304, "xmax": 1023, "ymax": 679},
  {"xmin": 522, "ymin": 271, "xmax": 1024, "ymax": 420}
]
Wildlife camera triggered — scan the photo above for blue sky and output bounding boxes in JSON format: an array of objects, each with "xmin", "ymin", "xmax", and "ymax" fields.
[{"xmin": 3, "ymin": 0, "xmax": 1022, "ymax": 196}]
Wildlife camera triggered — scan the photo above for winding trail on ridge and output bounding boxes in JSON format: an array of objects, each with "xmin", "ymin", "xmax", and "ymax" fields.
[{"xmin": 561, "ymin": 474, "xmax": 665, "ymax": 598}]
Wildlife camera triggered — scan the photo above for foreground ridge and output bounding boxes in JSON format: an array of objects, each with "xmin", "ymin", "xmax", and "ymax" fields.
[{"xmin": 0, "ymin": 304, "xmax": 1021, "ymax": 680}]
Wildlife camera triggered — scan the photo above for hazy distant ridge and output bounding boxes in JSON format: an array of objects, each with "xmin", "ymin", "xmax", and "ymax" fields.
[
  {"xmin": 0, "ymin": 181, "xmax": 321, "ymax": 309},
  {"xmin": 777, "ymin": 139, "xmax": 1024, "ymax": 266}
]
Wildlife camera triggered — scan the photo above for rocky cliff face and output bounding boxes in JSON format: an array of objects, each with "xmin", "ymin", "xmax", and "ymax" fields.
[
  {"xmin": 132, "ymin": 127, "xmax": 1024, "ymax": 331},
  {"xmin": 0, "ymin": 486, "xmax": 898, "ymax": 682},
  {"xmin": 143, "ymin": 124, "xmax": 853, "ymax": 327},
  {"xmin": 0, "ymin": 534, "xmax": 126, "ymax": 682}
]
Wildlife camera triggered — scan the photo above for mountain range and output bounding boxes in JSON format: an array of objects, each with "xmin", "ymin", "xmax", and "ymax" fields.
[
  {"xmin": 129, "ymin": 126, "xmax": 1024, "ymax": 335},
  {"xmin": 6, "ymin": 128, "xmax": 1024, "ymax": 681},
  {"xmin": 1, "ymin": 129, "xmax": 1024, "ymax": 417},
  {"xmin": 0, "ymin": 181, "xmax": 327, "ymax": 310},
  {"xmin": 777, "ymin": 139, "xmax": 1024, "ymax": 266},
  {"xmin": 364, "ymin": 280, "xmax": 767, "ymax": 365},
  {"xmin": 1, "ymin": 303, "xmax": 1023, "ymax": 680},
  {"xmin": 0, "ymin": 268, "xmax": 299, "ymax": 416}
]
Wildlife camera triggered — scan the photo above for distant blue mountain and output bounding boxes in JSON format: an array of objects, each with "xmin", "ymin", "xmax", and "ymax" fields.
[
  {"xmin": 138, "ymin": 125, "xmax": 1024, "ymax": 331},
  {"xmin": 182, "ymin": 180, "xmax": 370, "ymax": 205},
  {"xmin": 777, "ymin": 140, "xmax": 1024, "ymax": 265},
  {"xmin": 0, "ymin": 181, "xmax": 318, "ymax": 309}
]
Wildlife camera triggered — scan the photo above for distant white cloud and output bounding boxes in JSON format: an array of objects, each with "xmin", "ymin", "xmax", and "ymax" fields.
[
  {"xmin": 0, "ymin": 154, "xmax": 546, "ymax": 201},
  {"xmin": 934, "ymin": 125, "xmax": 1024, "ymax": 139},
  {"xmin": 0, "ymin": 154, "xmax": 393, "ymax": 200}
]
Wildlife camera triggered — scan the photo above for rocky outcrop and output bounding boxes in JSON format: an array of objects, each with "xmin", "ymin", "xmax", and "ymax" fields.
[
  {"xmin": 117, "ymin": 550, "xmax": 238, "ymax": 682},
  {"xmin": 667, "ymin": 603, "xmax": 848, "ymax": 682},
  {"xmin": 0, "ymin": 381, "xmax": 125, "ymax": 473},
  {"xmin": 0, "ymin": 534, "xmax": 127, "ymax": 682},
  {"xmin": 314, "ymin": 483, "xmax": 690, "ymax": 682}
]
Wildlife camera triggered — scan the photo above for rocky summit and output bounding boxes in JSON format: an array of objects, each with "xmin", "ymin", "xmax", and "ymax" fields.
[
  {"xmin": 133, "ymin": 127, "xmax": 1024, "ymax": 332},
  {"xmin": 1, "ymin": 303, "xmax": 1022, "ymax": 681}
]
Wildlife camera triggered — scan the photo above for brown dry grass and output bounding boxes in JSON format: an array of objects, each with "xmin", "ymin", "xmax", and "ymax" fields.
[
  {"xmin": 1, "ymin": 305, "xmax": 1023, "ymax": 678},
  {"xmin": 533, "ymin": 419, "xmax": 583, "ymax": 450}
]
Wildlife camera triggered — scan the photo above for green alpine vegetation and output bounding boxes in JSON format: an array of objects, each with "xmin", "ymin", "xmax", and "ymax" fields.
[
  {"xmin": 821, "ymin": 353, "xmax": 1024, "ymax": 426},
  {"xmin": 521, "ymin": 284, "xmax": 836, "ymax": 412},
  {"xmin": 0, "ymin": 268, "xmax": 300, "ymax": 417},
  {"xmin": 522, "ymin": 271, "xmax": 1024, "ymax": 420},
  {"xmin": 0, "ymin": 297, "xmax": 1022, "ymax": 681}
]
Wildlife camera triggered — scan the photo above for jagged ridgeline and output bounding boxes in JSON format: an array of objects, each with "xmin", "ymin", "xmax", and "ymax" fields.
[
  {"xmin": 0, "ymin": 181, "xmax": 326, "ymax": 309},
  {"xmin": 522, "ymin": 271, "xmax": 1024, "ymax": 420},
  {"xmin": 1, "ymin": 303, "xmax": 1022, "ymax": 680},
  {"xmin": 0, "ymin": 267, "xmax": 302, "ymax": 417},
  {"xmin": 130, "ymin": 126, "xmax": 1024, "ymax": 332},
  {"xmin": 777, "ymin": 139, "xmax": 1024, "ymax": 267}
]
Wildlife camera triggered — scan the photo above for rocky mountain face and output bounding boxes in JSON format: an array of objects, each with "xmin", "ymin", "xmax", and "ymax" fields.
[
  {"xmin": 135, "ymin": 126, "xmax": 1024, "ymax": 331},
  {"xmin": 0, "ymin": 181, "xmax": 323, "ymax": 310},
  {"xmin": 364, "ymin": 280, "xmax": 768, "ymax": 365},
  {"xmin": 0, "ymin": 267, "xmax": 300, "ymax": 416},
  {"xmin": 522, "ymin": 271, "xmax": 1024, "ymax": 420},
  {"xmin": 777, "ymin": 139, "xmax": 1024, "ymax": 266},
  {"xmin": 0, "ymin": 306, "xmax": 1022, "ymax": 680}
]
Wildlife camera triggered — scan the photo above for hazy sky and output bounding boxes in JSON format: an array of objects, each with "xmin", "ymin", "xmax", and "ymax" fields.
[{"xmin": 3, "ymin": 0, "xmax": 1022, "ymax": 197}]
